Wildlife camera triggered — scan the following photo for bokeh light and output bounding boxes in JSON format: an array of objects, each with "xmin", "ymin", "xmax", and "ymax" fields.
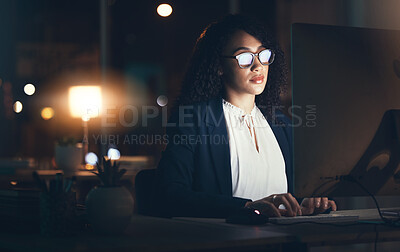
[
  {"xmin": 85, "ymin": 164, "xmax": 95, "ymax": 170},
  {"xmin": 157, "ymin": 3, "xmax": 173, "ymax": 17},
  {"xmin": 13, "ymin": 101, "xmax": 23, "ymax": 113},
  {"xmin": 157, "ymin": 95, "xmax": 168, "ymax": 107},
  {"xmin": 24, "ymin": 83, "xmax": 36, "ymax": 96},
  {"xmin": 107, "ymin": 148, "xmax": 121, "ymax": 160},
  {"xmin": 85, "ymin": 152, "xmax": 98, "ymax": 165},
  {"xmin": 69, "ymin": 86, "xmax": 102, "ymax": 120},
  {"xmin": 41, "ymin": 107, "xmax": 55, "ymax": 120}
]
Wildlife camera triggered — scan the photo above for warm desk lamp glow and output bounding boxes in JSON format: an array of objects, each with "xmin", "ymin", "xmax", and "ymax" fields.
[
  {"xmin": 68, "ymin": 86, "xmax": 102, "ymax": 161},
  {"xmin": 69, "ymin": 86, "xmax": 102, "ymax": 120}
]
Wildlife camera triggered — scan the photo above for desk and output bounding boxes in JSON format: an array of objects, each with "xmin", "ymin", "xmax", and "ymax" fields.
[
  {"xmin": 175, "ymin": 215, "xmax": 400, "ymax": 250},
  {"xmin": 0, "ymin": 155, "xmax": 154, "ymax": 182},
  {"xmin": 0, "ymin": 166, "xmax": 154, "ymax": 204},
  {"xmin": 0, "ymin": 211, "xmax": 399, "ymax": 252}
]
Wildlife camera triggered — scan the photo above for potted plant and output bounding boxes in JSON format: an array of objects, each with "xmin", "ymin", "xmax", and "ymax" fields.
[
  {"xmin": 55, "ymin": 137, "xmax": 82, "ymax": 175},
  {"xmin": 85, "ymin": 157, "xmax": 134, "ymax": 235}
]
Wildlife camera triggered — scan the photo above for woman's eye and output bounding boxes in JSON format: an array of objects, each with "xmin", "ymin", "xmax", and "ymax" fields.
[{"xmin": 238, "ymin": 53, "xmax": 253, "ymax": 65}]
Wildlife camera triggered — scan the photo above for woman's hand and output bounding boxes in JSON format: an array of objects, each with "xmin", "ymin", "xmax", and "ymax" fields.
[
  {"xmin": 300, "ymin": 197, "xmax": 337, "ymax": 215},
  {"xmin": 245, "ymin": 193, "xmax": 302, "ymax": 217}
]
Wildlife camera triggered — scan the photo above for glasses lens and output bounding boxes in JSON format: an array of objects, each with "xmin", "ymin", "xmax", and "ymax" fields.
[
  {"xmin": 259, "ymin": 49, "xmax": 274, "ymax": 65},
  {"xmin": 237, "ymin": 53, "xmax": 253, "ymax": 68}
]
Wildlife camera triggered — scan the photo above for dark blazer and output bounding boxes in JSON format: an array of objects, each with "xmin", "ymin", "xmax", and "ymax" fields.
[{"xmin": 156, "ymin": 97, "xmax": 293, "ymax": 218}]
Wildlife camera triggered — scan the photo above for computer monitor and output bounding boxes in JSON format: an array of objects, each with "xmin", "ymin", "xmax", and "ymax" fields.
[{"xmin": 291, "ymin": 23, "xmax": 400, "ymax": 198}]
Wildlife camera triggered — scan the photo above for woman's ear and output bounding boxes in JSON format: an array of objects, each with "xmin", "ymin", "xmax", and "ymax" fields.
[{"xmin": 218, "ymin": 69, "xmax": 223, "ymax": 76}]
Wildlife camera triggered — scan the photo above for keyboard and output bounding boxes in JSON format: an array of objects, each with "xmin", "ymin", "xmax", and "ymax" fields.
[{"xmin": 268, "ymin": 213, "xmax": 359, "ymax": 224}]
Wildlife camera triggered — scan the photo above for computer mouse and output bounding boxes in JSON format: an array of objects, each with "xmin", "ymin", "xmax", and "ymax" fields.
[{"xmin": 226, "ymin": 208, "xmax": 268, "ymax": 225}]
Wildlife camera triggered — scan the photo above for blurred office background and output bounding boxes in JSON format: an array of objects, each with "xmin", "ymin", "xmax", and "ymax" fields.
[{"xmin": 1, "ymin": 0, "xmax": 400, "ymax": 168}]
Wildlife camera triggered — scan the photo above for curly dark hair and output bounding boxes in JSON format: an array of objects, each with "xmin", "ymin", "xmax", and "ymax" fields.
[{"xmin": 176, "ymin": 14, "xmax": 288, "ymax": 118}]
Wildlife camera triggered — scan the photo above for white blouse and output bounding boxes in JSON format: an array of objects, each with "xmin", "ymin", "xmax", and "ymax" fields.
[{"xmin": 222, "ymin": 99, "xmax": 287, "ymax": 201}]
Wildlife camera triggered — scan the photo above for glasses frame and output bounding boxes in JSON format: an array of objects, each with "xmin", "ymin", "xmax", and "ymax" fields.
[{"xmin": 221, "ymin": 49, "xmax": 275, "ymax": 69}]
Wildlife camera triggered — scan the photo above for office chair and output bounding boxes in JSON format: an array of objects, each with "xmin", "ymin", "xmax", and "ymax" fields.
[{"xmin": 135, "ymin": 169, "xmax": 157, "ymax": 216}]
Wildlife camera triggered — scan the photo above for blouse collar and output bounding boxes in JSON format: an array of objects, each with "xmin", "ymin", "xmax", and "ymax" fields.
[{"xmin": 222, "ymin": 98, "xmax": 258, "ymax": 117}]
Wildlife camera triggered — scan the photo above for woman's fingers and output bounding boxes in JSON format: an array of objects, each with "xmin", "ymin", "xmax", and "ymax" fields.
[
  {"xmin": 321, "ymin": 197, "xmax": 329, "ymax": 209},
  {"xmin": 287, "ymin": 193, "xmax": 302, "ymax": 216},
  {"xmin": 273, "ymin": 193, "xmax": 300, "ymax": 217},
  {"xmin": 301, "ymin": 197, "xmax": 338, "ymax": 215},
  {"xmin": 246, "ymin": 199, "xmax": 281, "ymax": 217},
  {"xmin": 262, "ymin": 201, "xmax": 281, "ymax": 217},
  {"xmin": 313, "ymin": 197, "xmax": 327, "ymax": 214},
  {"xmin": 249, "ymin": 195, "xmax": 338, "ymax": 217},
  {"xmin": 275, "ymin": 195, "xmax": 295, "ymax": 216},
  {"xmin": 279, "ymin": 208, "xmax": 287, "ymax": 216},
  {"xmin": 300, "ymin": 198, "xmax": 314, "ymax": 215},
  {"xmin": 314, "ymin": 197, "xmax": 337, "ymax": 214},
  {"xmin": 329, "ymin": 200, "xmax": 337, "ymax": 211},
  {"xmin": 314, "ymin": 197, "xmax": 321, "ymax": 208}
]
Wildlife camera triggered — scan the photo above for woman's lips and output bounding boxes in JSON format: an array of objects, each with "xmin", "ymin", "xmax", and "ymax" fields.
[{"xmin": 250, "ymin": 75, "xmax": 264, "ymax": 84}]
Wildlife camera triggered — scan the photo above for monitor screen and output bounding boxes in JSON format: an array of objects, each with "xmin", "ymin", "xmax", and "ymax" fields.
[{"xmin": 291, "ymin": 23, "xmax": 400, "ymax": 198}]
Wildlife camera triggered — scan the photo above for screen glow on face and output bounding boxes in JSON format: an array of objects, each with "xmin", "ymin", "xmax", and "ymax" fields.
[{"xmin": 235, "ymin": 49, "xmax": 273, "ymax": 68}]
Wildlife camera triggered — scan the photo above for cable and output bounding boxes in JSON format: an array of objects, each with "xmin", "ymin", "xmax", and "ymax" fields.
[{"xmin": 340, "ymin": 175, "xmax": 400, "ymax": 226}]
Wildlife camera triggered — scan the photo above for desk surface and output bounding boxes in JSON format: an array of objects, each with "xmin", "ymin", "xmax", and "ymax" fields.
[
  {"xmin": 0, "ymin": 215, "xmax": 290, "ymax": 252},
  {"xmin": 0, "ymin": 210, "xmax": 399, "ymax": 252},
  {"xmin": 0, "ymin": 167, "xmax": 153, "ymax": 184},
  {"xmin": 175, "ymin": 214, "xmax": 400, "ymax": 248}
]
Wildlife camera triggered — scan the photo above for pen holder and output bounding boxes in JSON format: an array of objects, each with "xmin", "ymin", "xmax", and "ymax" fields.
[{"xmin": 40, "ymin": 191, "xmax": 77, "ymax": 237}]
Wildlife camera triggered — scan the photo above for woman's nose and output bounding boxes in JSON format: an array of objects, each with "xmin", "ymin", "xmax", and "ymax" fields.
[{"xmin": 251, "ymin": 57, "xmax": 264, "ymax": 71}]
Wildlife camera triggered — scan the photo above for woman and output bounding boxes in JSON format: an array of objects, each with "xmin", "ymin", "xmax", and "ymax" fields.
[{"xmin": 156, "ymin": 14, "xmax": 336, "ymax": 218}]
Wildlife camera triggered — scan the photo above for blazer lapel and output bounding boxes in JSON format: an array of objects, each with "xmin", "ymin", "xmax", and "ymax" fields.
[{"xmin": 205, "ymin": 97, "xmax": 232, "ymax": 196}]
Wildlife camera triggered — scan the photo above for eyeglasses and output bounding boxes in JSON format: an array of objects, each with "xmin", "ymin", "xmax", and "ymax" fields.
[{"xmin": 221, "ymin": 49, "xmax": 275, "ymax": 69}]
